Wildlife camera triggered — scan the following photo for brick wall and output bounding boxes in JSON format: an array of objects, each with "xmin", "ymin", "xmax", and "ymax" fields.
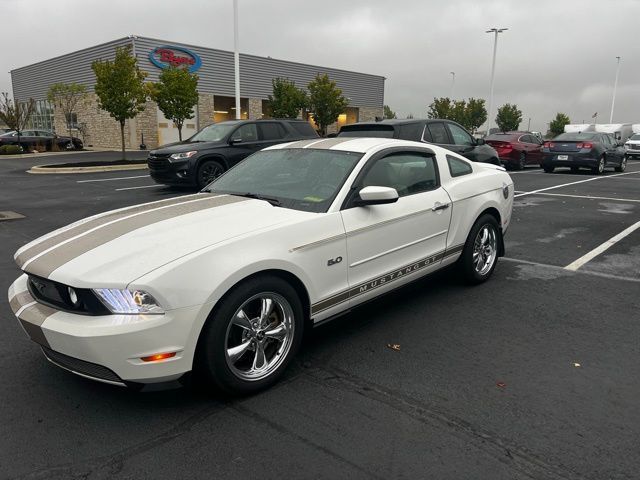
[{"xmin": 248, "ymin": 98, "xmax": 262, "ymax": 120}]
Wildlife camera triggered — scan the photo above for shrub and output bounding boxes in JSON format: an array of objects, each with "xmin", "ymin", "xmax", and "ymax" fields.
[{"xmin": 0, "ymin": 144, "xmax": 23, "ymax": 154}]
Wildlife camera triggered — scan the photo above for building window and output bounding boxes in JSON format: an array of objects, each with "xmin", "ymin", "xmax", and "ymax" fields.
[
  {"xmin": 213, "ymin": 96, "xmax": 248, "ymax": 123},
  {"xmin": 65, "ymin": 112, "xmax": 79, "ymax": 129},
  {"xmin": 27, "ymin": 100, "xmax": 54, "ymax": 131}
]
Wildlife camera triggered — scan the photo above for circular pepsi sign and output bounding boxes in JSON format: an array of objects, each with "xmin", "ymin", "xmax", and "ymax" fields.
[{"xmin": 149, "ymin": 45, "xmax": 202, "ymax": 73}]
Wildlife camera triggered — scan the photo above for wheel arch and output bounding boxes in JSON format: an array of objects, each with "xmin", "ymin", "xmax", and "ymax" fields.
[
  {"xmin": 477, "ymin": 206, "xmax": 504, "ymax": 256},
  {"xmin": 196, "ymin": 154, "xmax": 229, "ymax": 171}
]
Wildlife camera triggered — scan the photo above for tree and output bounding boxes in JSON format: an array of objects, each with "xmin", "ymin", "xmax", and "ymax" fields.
[
  {"xmin": 47, "ymin": 83, "xmax": 88, "ymax": 142},
  {"xmin": 92, "ymin": 46, "xmax": 148, "ymax": 159},
  {"xmin": 548, "ymin": 112, "xmax": 571, "ymax": 137},
  {"xmin": 495, "ymin": 103, "xmax": 522, "ymax": 132},
  {"xmin": 427, "ymin": 97, "xmax": 453, "ymax": 120},
  {"xmin": 0, "ymin": 92, "xmax": 35, "ymax": 152},
  {"xmin": 307, "ymin": 74, "xmax": 349, "ymax": 136},
  {"xmin": 465, "ymin": 98, "xmax": 487, "ymax": 134},
  {"xmin": 150, "ymin": 67, "xmax": 199, "ymax": 141},
  {"xmin": 383, "ymin": 105, "xmax": 396, "ymax": 119},
  {"xmin": 266, "ymin": 78, "xmax": 307, "ymax": 119}
]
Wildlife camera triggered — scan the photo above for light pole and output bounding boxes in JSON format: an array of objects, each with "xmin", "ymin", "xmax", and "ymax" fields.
[
  {"xmin": 233, "ymin": 0, "xmax": 241, "ymax": 120},
  {"xmin": 449, "ymin": 72, "xmax": 455, "ymax": 99},
  {"xmin": 609, "ymin": 56, "xmax": 621, "ymax": 123},
  {"xmin": 485, "ymin": 27, "xmax": 508, "ymax": 135},
  {"xmin": 527, "ymin": 117, "xmax": 531, "ymax": 131}
]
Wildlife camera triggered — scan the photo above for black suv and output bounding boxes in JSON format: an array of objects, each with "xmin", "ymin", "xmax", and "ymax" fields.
[
  {"xmin": 338, "ymin": 119, "xmax": 499, "ymax": 164},
  {"xmin": 148, "ymin": 119, "xmax": 319, "ymax": 189}
]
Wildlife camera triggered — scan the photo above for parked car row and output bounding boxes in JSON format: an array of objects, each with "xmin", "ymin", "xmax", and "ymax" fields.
[
  {"xmin": 0, "ymin": 129, "xmax": 83, "ymax": 152},
  {"xmin": 541, "ymin": 131, "xmax": 627, "ymax": 174}
]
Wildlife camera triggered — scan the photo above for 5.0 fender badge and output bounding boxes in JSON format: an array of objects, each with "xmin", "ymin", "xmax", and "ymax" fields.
[{"xmin": 327, "ymin": 256, "xmax": 343, "ymax": 266}]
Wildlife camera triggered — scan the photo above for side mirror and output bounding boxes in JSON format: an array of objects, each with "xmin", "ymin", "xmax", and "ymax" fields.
[
  {"xmin": 356, "ymin": 186, "xmax": 399, "ymax": 206},
  {"xmin": 475, "ymin": 138, "xmax": 485, "ymax": 145},
  {"xmin": 229, "ymin": 137, "xmax": 243, "ymax": 145}
]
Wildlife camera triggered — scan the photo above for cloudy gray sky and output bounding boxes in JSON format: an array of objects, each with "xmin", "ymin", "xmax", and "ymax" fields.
[{"xmin": 2, "ymin": 0, "xmax": 639, "ymax": 131}]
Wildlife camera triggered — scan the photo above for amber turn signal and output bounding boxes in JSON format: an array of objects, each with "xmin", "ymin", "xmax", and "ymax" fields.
[{"xmin": 140, "ymin": 352, "xmax": 177, "ymax": 362}]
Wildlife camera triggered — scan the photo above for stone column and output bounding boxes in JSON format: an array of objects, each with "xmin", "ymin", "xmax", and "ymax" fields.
[
  {"xmin": 197, "ymin": 93, "xmax": 215, "ymax": 128},
  {"xmin": 248, "ymin": 98, "xmax": 262, "ymax": 120}
]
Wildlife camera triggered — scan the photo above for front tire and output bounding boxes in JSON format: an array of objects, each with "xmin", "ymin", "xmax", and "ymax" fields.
[
  {"xmin": 196, "ymin": 160, "xmax": 225, "ymax": 190},
  {"xmin": 195, "ymin": 275, "xmax": 304, "ymax": 395},
  {"xmin": 516, "ymin": 152, "xmax": 526, "ymax": 170},
  {"xmin": 458, "ymin": 214, "xmax": 500, "ymax": 284}
]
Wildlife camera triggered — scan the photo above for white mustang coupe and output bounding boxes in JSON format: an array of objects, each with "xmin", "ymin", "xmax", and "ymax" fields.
[{"xmin": 9, "ymin": 138, "xmax": 513, "ymax": 394}]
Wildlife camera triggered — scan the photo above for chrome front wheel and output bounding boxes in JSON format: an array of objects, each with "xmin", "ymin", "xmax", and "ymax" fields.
[
  {"xmin": 225, "ymin": 293, "xmax": 295, "ymax": 382},
  {"xmin": 459, "ymin": 214, "xmax": 501, "ymax": 284}
]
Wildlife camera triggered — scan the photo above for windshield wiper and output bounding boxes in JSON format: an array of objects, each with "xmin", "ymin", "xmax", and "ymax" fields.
[{"xmin": 232, "ymin": 192, "xmax": 282, "ymax": 206}]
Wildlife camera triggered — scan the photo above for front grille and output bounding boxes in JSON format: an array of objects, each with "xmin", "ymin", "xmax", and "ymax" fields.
[
  {"xmin": 629, "ymin": 144, "xmax": 640, "ymax": 151},
  {"xmin": 148, "ymin": 155, "xmax": 170, "ymax": 171},
  {"xmin": 27, "ymin": 275, "xmax": 110, "ymax": 315},
  {"xmin": 42, "ymin": 346, "xmax": 124, "ymax": 384}
]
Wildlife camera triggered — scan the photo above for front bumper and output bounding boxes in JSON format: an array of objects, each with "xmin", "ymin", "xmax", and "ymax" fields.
[
  {"xmin": 542, "ymin": 153, "xmax": 598, "ymax": 168},
  {"xmin": 148, "ymin": 156, "xmax": 195, "ymax": 186},
  {"xmin": 9, "ymin": 274, "xmax": 203, "ymax": 386}
]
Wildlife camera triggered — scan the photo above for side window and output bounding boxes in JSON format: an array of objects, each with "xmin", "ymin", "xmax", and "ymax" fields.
[
  {"xmin": 421, "ymin": 125, "xmax": 432, "ymax": 142},
  {"xmin": 397, "ymin": 123, "xmax": 423, "ymax": 140},
  {"xmin": 288, "ymin": 121, "xmax": 317, "ymax": 137},
  {"xmin": 232, "ymin": 124, "xmax": 258, "ymax": 142},
  {"xmin": 427, "ymin": 123, "xmax": 450, "ymax": 144},
  {"xmin": 360, "ymin": 152, "xmax": 439, "ymax": 197},
  {"xmin": 520, "ymin": 135, "xmax": 531, "ymax": 144},
  {"xmin": 447, "ymin": 123, "xmax": 474, "ymax": 146},
  {"xmin": 447, "ymin": 154, "xmax": 473, "ymax": 177},
  {"xmin": 600, "ymin": 135, "xmax": 609, "ymax": 146},
  {"xmin": 258, "ymin": 122, "xmax": 286, "ymax": 141}
]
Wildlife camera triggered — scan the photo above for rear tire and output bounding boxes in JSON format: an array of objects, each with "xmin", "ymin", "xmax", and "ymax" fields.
[
  {"xmin": 194, "ymin": 275, "xmax": 304, "ymax": 395},
  {"xmin": 615, "ymin": 156, "xmax": 627, "ymax": 172},
  {"xmin": 458, "ymin": 214, "xmax": 501, "ymax": 284},
  {"xmin": 592, "ymin": 156, "xmax": 605, "ymax": 175},
  {"xmin": 516, "ymin": 152, "xmax": 526, "ymax": 170},
  {"xmin": 571, "ymin": 166, "xmax": 579, "ymax": 173},
  {"xmin": 543, "ymin": 165, "xmax": 554, "ymax": 173},
  {"xmin": 196, "ymin": 160, "xmax": 225, "ymax": 190}
]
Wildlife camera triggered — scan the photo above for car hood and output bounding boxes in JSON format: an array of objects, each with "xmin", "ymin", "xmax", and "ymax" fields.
[
  {"xmin": 15, "ymin": 193, "xmax": 313, "ymax": 286},
  {"xmin": 151, "ymin": 140, "xmax": 226, "ymax": 154}
]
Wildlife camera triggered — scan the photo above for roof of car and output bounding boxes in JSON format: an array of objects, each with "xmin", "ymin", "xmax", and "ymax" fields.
[{"xmin": 267, "ymin": 137, "xmax": 442, "ymax": 154}]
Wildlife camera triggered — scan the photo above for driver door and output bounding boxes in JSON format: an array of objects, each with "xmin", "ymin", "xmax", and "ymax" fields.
[
  {"xmin": 340, "ymin": 149, "xmax": 452, "ymax": 309},
  {"xmin": 226, "ymin": 123, "xmax": 263, "ymax": 167}
]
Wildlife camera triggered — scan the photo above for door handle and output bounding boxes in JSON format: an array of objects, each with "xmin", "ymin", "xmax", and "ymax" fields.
[{"xmin": 432, "ymin": 202, "xmax": 450, "ymax": 212}]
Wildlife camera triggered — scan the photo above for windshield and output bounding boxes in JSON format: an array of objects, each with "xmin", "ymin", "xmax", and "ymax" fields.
[
  {"xmin": 189, "ymin": 123, "xmax": 238, "ymax": 142},
  {"xmin": 0, "ymin": 131, "xmax": 16, "ymax": 137},
  {"xmin": 554, "ymin": 132, "xmax": 597, "ymax": 141},
  {"xmin": 205, "ymin": 148, "xmax": 362, "ymax": 213},
  {"xmin": 629, "ymin": 134, "xmax": 640, "ymax": 141},
  {"xmin": 338, "ymin": 126, "xmax": 395, "ymax": 138}
]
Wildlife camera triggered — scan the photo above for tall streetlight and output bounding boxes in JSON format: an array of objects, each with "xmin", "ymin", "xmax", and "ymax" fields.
[
  {"xmin": 233, "ymin": 0, "xmax": 241, "ymax": 120},
  {"xmin": 450, "ymin": 72, "xmax": 455, "ymax": 99},
  {"xmin": 609, "ymin": 56, "xmax": 621, "ymax": 123},
  {"xmin": 485, "ymin": 27, "xmax": 508, "ymax": 135}
]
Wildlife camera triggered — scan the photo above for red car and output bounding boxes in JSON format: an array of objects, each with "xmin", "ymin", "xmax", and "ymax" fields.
[{"xmin": 485, "ymin": 132, "xmax": 544, "ymax": 170}]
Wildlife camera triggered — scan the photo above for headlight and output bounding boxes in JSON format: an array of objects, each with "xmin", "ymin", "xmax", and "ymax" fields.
[
  {"xmin": 169, "ymin": 151, "xmax": 197, "ymax": 161},
  {"xmin": 93, "ymin": 289, "xmax": 164, "ymax": 315}
]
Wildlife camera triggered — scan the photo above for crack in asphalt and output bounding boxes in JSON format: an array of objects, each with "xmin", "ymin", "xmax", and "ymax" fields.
[{"xmin": 302, "ymin": 363, "xmax": 589, "ymax": 480}]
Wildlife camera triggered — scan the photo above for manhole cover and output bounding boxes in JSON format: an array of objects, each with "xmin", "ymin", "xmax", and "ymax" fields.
[{"xmin": 0, "ymin": 211, "xmax": 25, "ymax": 221}]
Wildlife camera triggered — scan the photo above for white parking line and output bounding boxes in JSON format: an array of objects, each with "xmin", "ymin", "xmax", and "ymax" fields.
[
  {"xmin": 564, "ymin": 220, "xmax": 640, "ymax": 271},
  {"xmin": 115, "ymin": 184, "xmax": 162, "ymax": 191},
  {"xmin": 77, "ymin": 175, "xmax": 149, "ymax": 183},
  {"xmin": 508, "ymin": 169, "xmax": 543, "ymax": 175},
  {"xmin": 502, "ymin": 257, "xmax": 640, "ymax": 283},
  {"xmin": 514, "ymin": 192, "xmax": 640, "ymax": 203},
  {"xmin": 514, "ymin": 170, "xmax": 640, "ymax": 198}
]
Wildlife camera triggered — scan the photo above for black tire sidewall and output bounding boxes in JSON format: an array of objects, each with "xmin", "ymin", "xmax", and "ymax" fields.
[
  {"xmin": 196, "ymin": 160, "xmax": 223, "ymax": 190},
  {"xmin": 195, "ymin": 275, "xmax": 304, "ymax": 395},
  {"xmin": 459, "ymin": 214, "xmax": 501, "ymax": 284}
]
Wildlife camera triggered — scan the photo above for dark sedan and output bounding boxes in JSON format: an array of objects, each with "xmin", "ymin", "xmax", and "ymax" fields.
[
  {"xmin": 485, "ymin": 132, "xmax": 543, "ymax": 170},
  {"xmin": 0, "ymin": 129, "xmax": 83, "ymax": 152},
  {"xmin": 542, "ymin": 132, "xmax": 626, "ymax": 174}
]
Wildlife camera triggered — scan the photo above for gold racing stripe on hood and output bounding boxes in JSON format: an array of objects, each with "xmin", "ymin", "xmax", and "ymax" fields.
[
  {"xmin": 23, "ymin": 195, "xmax": 249, "ymax": 279},
  {"xmin": 15, "ymin": 194, "xmax": 203, "ymax": 268}
]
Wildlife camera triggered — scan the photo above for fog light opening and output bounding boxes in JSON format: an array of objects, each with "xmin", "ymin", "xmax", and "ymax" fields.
[{"xmin": 141, "ymin": 352, "xmax": 177, "ymax": 362}]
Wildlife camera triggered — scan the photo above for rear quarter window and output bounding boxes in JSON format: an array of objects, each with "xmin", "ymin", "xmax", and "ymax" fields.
[
  {"xmin": 397, "ymin": 123, "xmax": 424, "ymax": 141},
  {"xmin": 288, "ymin": 122, "xmax": 319, "ymax": 137},
  {"xmin": 447, "ymin": 155, "xmax": 473, "ymax": 177}
]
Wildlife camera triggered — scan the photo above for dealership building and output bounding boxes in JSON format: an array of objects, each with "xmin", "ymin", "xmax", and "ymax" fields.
[{"xmin": 10, "ymin": 36, "xmax": 385, "ymax": 149}]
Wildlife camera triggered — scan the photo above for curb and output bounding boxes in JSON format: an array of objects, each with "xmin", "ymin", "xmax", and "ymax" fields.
[{"xmin": 28, "ymin": 164, "xmax": 149, "ymax": 174}]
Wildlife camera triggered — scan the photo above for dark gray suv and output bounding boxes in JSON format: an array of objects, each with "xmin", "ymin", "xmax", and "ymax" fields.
[
  {"xmin": 149, "ymin": 119, "xmax": 319, "ymax": 189},
  {"xmin": 338, "ymin": 119, "xmax": 499, "ymax": 165}
]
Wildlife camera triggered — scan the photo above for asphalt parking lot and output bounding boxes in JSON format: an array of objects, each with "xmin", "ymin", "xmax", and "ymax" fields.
[{"xmin": 1, "ymin": 154, "xmax": 639, "ymax": 479}]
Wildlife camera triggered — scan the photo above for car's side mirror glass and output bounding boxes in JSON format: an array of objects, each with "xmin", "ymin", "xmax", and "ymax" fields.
[
  {"xmin": 229, "ymin": 137, "xmax": 243, "ymax": 144},
  {"xmin": 355, "ymin": 186, "xmax": 399, "ymax": 206},
  {"xmin": 475, "ymin": 138, "xmax": 485, "ymax": 145}
]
